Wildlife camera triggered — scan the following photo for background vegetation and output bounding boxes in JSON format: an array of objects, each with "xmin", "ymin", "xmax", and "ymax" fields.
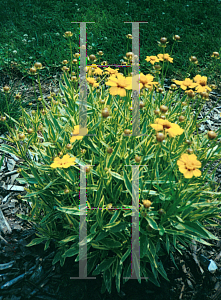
[{"xmin": 0, "ymin": 0, "xmax": 220, "ymax": 89}]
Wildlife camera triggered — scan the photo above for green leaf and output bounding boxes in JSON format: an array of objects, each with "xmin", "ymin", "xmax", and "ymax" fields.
[
  {"xmin": 62, "ymin": 244, "xmax": 79, "ymax": 258},
  {"xmin": 109, "ymin": 171, "xmax": 124, "ymax": 181},
  {"xmin": 108, "ymin": 222, "xmax": 128, "ymax": 233},
  {"xmin": 140, "ymin": 235, "xmax": 148, "ymax": 258},
  {"xmin": 142, "ymin": 266, "xmax": 160, "ymax": 286},
  {"xmin": 109, "ymin": 210, "xmax": 121, "ymax": 224},
  {"xmin": 0, "ymin": 153, "xmax": 4, "ymax": 169},
  {"xmin": 119, "ymin": 247, "xmax": 131, "ymax": 265},
  {"xmin": 26, "ymin": 237, "xmax": 46, "ymax": 247},
  {"xmin": 0, "ymin": 144, "xmax": 20, "ymax": 157},
  {"xmin": 123, "ymin": 168, "xmax": 132, "ymax": 198},
  {"xmin": 103, "ymin": 220, "xmax": 121, "ymax": 229},
  {"xmin": 145, "ymin": 216, "xmax": 158, "ymax": 230},
  {"xmin": 165, "ymin": 234, "xmax": 170, "ymax": 254},
  {"xmin": 107, "ymin": 139, "xmax": 121, "ymax": 169},
  {"xmin": 182, "ymin": 221, "xmax": 219, "ymax": 240},
  {"xmin": 52, "ymin": 250, "xmax": 62, "ymax": 265},
  {"xmin": 103, "ymin": 268, "xmax": 112, "ymax": 294},
  {"xmin": 122, "ymin": 262, "xmax": 131, "ymax": 284},
  {"xmin": 87, "ymin": 251, "xmax": 100, "ymax": 276},
  {"xmin": 95, "ymin": 180, "xmax": 104, "ymax": 207},
  {"xmin": 92, "ymin": 257, "xmax": 116, "ymax": 276},
  {"xmin": 44, "ymin": 239, "xmax": 50, "ymax": 251},
  {"xmin": 115, "ymin": 260, "xmax": 123, "ymax": 293},
  {"xmin": 100, "ymin": 238, "xmax": 122, "ymax": 248},
  {"xmin": 58, "ymin": 235, "xmax": 78, "ymax": 244},
  {"xmin": 85, "ymin": 137, "xmax": 103, "ymax": 156},
  {"xmin": 55, "ymin": 206, "xmax": 84, "ymax": 216}
]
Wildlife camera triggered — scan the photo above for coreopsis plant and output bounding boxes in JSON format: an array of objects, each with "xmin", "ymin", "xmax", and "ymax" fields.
[{"xmin": 0, "ymin": 36, "xmax": 221, "ymax": 295}]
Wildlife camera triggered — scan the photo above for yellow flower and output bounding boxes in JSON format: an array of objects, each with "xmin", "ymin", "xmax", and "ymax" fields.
[
  {"xmin": 157, "ymin": 53, "xmax": 173, "ymax": 63},
  {"xmin": 177, "ymin": 154, "xmax": 202, "ymax": 178},
  {"xmin": 70, "ymin": 125, "xmax": 88, "ymax": 143},
  {"xmin": 50, "ymin": 154, "xmax": 76, "ymax": 169},
  {"xmin": 105, "ymin": 73, "xmax": 131, "ymax": 97},
  {"xmin": 173, "ymin": 78, "xmax": 198, "ymax": 90},
  {"xmin": 103, "ymin": 67, "xmax": 119, "ymax": 76},
  {"xmin": 93, "ymin": 67, "xmax": 103, "ymax": 76},
  {"xmin": 193, "ymin": 75, "xmax": 212, "ymax": 93},
  {"xmin": 86, "ymin": 77, "xmax": 99, "ymax": 88},
  {"xmin": 145, "ymin": 56, "xmax": 160, "ymax": 65},
  {"xmin": 85, "ymin": 64, "xmax": 98, "ymax": 77},
  {"xmin": 150, "ymin": 118, "xmax": 184, "ymax": 137},
  {"xmin": 125, "ymin": 73, "xmax": 158, "ymax": 91}
]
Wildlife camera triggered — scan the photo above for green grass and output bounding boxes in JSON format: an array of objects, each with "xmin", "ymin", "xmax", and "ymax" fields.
[{"xmin": 0, "ymin": 0, "xmax": 220, "ymax": 88}]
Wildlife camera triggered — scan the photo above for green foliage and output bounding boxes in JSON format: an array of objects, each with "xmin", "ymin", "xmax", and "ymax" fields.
[{"xmin": 0, "ymin": 50, "xmax": 220, "ymax": 294}]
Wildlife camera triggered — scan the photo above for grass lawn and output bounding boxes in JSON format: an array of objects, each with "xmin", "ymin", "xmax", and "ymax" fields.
[{"xmin": 0, "ymin": 0, "xmax": 220, "ymax": 89}]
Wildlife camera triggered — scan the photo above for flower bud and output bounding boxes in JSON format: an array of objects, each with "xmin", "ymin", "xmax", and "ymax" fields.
[
  {"xmin": 200, "ymin": 92, "xmax": 209, "ymax": 99},
  {"xmin": 34, "ymin": 62, "xmax": 42, "ymax": 69},
  {"xmin": 66, "ymin": 144, "xmax": 72, "ymax": 150},
  {"xmin": 72, "ymin": 59, "xmax": 77, "ymax": 64},
  {"xmin": 160, "ymin": 37, "xmax": 167, "ymax": 44},
  {"xmin": 71, "ymin": 76, "xmax": 77, "ymax": 81},
  {"xmin": 186, "ymin": 90, "xmax": 195, "ymax": 98},
  {"xmin": 27, "ymin": 128, "xmax": 33, "ymax": 134},
  {"xmin": 139, "ymin": 101, "xmax": 145, "ymax": 108},
  {"xmin": 98, "ymin": 51, "xmax": 104, "ymax": 55},
  {"xmin": 158, "ymin": 87, "xmax": 164, "ymax": 93},
  {"xmin": 174, "ymin": 35, "xmax": 180, "ymax": 40},
  {"xmin": 89, "ymin": 54, "xmax": 96, "ymax": 61},
  {"xmin": 142, "ymin": 200, "xmax": 152, "ymax": 208},
  {"xmin": 160, "ymin": 105, "xmax": 168, "ymax": 113},
  {"xmin": 170, "ymin": 84, "xmax": 177, "ymax": 89},
  {"xmin": 160, "ymin": 115, "xmax": 166, "ymax": 120},
  {"xmin": 154, "ymin": 64, "xmax": 161, "ymax": 70},
  {"xmin": 212, "ymin": 52, "xmax": 219, "ymax": 58},
  {"xmin": 154, "ymin": 108, "xmax": 160, "ymax": 115},
  {"xmin": 62, "ymin": 60, "xmax": 68, "ymax": 64},
  {"xmin": 3, "ymin": 86, "xmax": 10, "ymax": 92},
  {"xmin": 207, "ymin": 131, "xmax": 217, "ymax": 140},
  {"xmin": 126, "ymin": 52, "xmax": 134, "ymax": 58},
  {"xmin": 64, "ymin": 189, "xmax": 70, "ymax": 194},
  {"xmin": 18, "ymin": 133, "xmax": 25, "ymax": 140},
  {"xmin": 100, "ymin": 99, "xmax": 105, "ymax": 104},
  {"xmin": 74, "ymin": 53, "xmax": 80, "ymax": 58},
  {"xmin": 135, "ymin": 155, "xmax": 141, "ymax": 163},
  {"xmin": 124, "ymin": 129, "xmax": 131, "ymax": 136},
  {"xmin": 179, "ymin": 115, "xmax": 185, "ymax": 122},
  {"xmin": 64, "ymin": 31, "xmax": 73, "ymax": 37},
  {"xmin": 101, "ymin": 107, "xmax": 110, "ymax": 118},
  {"xmin": 126, "ymin": 34, "xmax": 133, "ymax": 39},
  {"xmin": 181, "ymin": 101, "xmax": 187, "ymax": 106},
  {"xmin": 17, "ymin": 194, "xmax": 22, "ymax": 199},
  {"xmin": 158, "ymin": 208, "xmax": 166, "ymax": 215},
  {"xmin": 58, "ymin": 152, "xmax": 63, "ymax": 156},
  {"xmin": 190, "ymin": 56, "xmax": 197, "ymax": 62},
  {"xmin": 187, "ymin": 148, "xmax": 193, "ymax": 154},
  {"xmin": 85, "ymin": 165, "xmax": 91, "ymax": 173},
  {"xmin": 107, "ymin": 147, "xmax": 113, "ymax": 154},
  {"xmin": 30, "ymin": 67, "xmax": 37, "ymax": 74},
  {"xmin": 156, "ymin": 132, "xmax": 165, "ymax": 142},
  {"xmin": 185, "ymin": 139, "xmax": 192, "ymax": 145},
  {"xmin": 0, "ymin": 116, "xmax": 6, "ymax": 122}
]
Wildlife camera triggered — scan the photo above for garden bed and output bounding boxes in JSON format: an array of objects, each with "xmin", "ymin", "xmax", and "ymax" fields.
[{"xmin": 0, "ymin": 72, "xmax": 221, "ymax": 299}]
